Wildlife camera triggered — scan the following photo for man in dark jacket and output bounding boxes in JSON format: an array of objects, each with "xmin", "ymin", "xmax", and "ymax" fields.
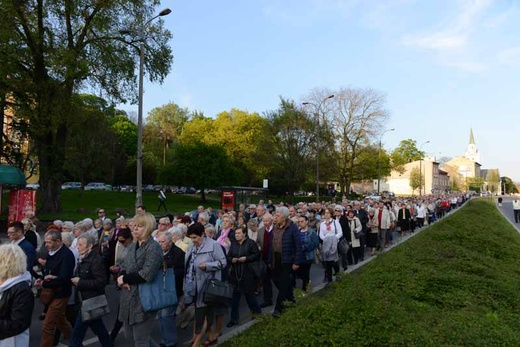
[
  {"xmin": 268, "ymin": 206, "xmax": 302, "ymax": 317},
  {"xmin": 156, "ymin": 231, "xmax": 185, "ymax": 347},
  {"xmin": 8, "ymin": 221, "xmax": 36, "ymax": 275},
  {"xmin": 36, "ymin": 229, "xmax": 76, "ymax": 347}
]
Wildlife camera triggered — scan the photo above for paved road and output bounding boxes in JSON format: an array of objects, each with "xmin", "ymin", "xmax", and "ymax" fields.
[
  {"xmin": 496, "ymin": 195, "xmax": 520, "ymax": 229},
  {"xmin": 24, "ymin": 206, "xmax": 467, "ymax": 347}
]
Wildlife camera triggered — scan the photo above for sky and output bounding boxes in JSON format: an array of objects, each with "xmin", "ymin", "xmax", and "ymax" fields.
[{"xmin": 120, "ymin": 0, "xmax": 520, "ymax": 181}]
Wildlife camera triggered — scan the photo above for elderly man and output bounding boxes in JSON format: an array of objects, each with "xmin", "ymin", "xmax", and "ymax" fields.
[
  {"xmin": 268, "ymin": 207, "xmax": 302, "ymax": 317},
  {"xmin": 258, "ymin": 213, "xmax": 274, "ymax": 308},
  {"xmin": 255, "ymin": 204, "xmax": 267, "ymax": 228},
  {"xmin": 36, "ymin": 229, "xmax": 76, "ymax": 347},
  {"xmin": 288, "ymin": 206, "xmax": 299, "ymax": 224},
  {"xmin": 197, "ymin": 212, "xmax": 210, "ymax": 228},
  {"xmin": 155, "ymin": 231, "xmax": 185, "ymax": 347}
]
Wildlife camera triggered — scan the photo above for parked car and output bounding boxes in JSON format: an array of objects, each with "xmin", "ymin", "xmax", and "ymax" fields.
[
  {"xmin": 177, "ymin": 186, "xmax": 187, "ymax": 194},
  {"xmin": 143, "ymin": 184, "xmax": 155, "ymax": 192},
  {"xmin": 119, "ymin": 185, "xmax": 135, "ymax": 192},
  {"xmin": 186, "ymin": 187, "xmax": 197, "ymax": 194},
  {"xmin": 84, "ymin": 182, "xmax": 109, "ymax": 191},
  {"xmin": 61, "ymin": 182, "xmax": 82, "ymax": 190},
  {"xmin": 26, "ymin": 183, "xmax": 40, "ymax": 190}
]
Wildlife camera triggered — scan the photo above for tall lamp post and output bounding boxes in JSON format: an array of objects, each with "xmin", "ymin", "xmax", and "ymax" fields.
[
  {"xmin": 377, "ymin": 128, "xmax": 395, "ymax": 194},
  {"xmin": 419, "ymin": 140, "xmax": 430, "ymax": 196},
  {"xmin": 120, "ymin": 8, "xmax": 172, "ymax": 210},
  {"xmin": 303, "ymin": 94, "xmax": 334, "ymax": 202}
]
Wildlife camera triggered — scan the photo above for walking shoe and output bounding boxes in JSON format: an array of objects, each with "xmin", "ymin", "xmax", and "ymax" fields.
[
  {"xmin": 272, "ymin": 310, "xmax": 281, "ymax": 318},
  {"xmin": 226, "ymin": 321, "xmax": 237, "ymax": 328}
]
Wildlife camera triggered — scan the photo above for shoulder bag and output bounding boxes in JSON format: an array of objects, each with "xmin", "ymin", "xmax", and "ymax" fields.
[
  {"xmin": 203, "ymin": 275, "xmax": 233, "ymax": 307},
  {"xmin": 334, "ymin": 221, "xmax": 350, "ymax": 254},
  {"xmin": 80, "ymin": 294, "xmax": 110, "ymax": 322},
  {"xmin": 139, "ymin": 262, "xmax": 178, "ymax": 312}
]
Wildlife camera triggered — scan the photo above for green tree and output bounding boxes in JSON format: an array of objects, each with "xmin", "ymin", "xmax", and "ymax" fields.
[
  {"xmin": 110, "ymin": 113, "xmax": 138, "ymax": 158},
  {"xmin": 466, "ymin": 176, "xmax": 484, "ymax": 192},
  {"xmin": 267, "ymin": 98, "xmax": 316, "ymax": 200},
  {"xmin": 450, "ymin": 178, "xmax": 460, "ymax": 192},
  {"xmin": 0, "ymin": 1, "xmax": 173, "ymax": 213},
  {"xmin": 485, "ymin": 169, "xmax": 500, "ymax": 194},
  {"xmin": 502, "ymin": 177, "xmax": 519, "ymax": 194},
  {"xmin": 409, "ymin": 167, "xmax": 422, "ymax": 195},
  {"xmin": 391, "ymin": 139, "xmax": 425, "ymax": 173},
  {"xmin": 167, "ymin": 142, "xmax": 242, "ymax": 202}
]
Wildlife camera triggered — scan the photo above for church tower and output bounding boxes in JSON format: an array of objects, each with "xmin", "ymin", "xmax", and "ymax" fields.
[{"xmin": 465, "ymin": 128, "xmax": 480, "ymax": 163}]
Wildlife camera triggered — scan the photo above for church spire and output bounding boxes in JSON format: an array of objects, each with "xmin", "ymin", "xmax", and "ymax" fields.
[{"xmin": 469, "ymin": 128, "xmax": 475, "ymax": 145}]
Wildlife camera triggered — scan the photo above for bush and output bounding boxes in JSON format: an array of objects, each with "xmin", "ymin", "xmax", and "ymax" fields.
[{"xmin": 222, "ymin": 199, "xmax": 520, "ymax": 346}]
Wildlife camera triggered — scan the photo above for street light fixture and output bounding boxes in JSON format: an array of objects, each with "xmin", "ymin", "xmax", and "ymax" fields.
[
  {"xmin": 302, "ymin": 94, "xmax": 334, "ymax": 202},
  {"xmin": 377, "ymin": 128, "xmax": 395, "ymax": 194},
  {"xmin": 419, "ymin": 140, "xmax": 430, "ymax": 196},
  {"xmin": 119, "ymin": 8, "xmax": 172, "ymax": 211}
]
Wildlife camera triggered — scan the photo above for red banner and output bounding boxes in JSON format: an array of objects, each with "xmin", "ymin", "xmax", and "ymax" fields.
[{"xmin": 8, "ymin": 189, "xmax": 37, "ymax": 224}]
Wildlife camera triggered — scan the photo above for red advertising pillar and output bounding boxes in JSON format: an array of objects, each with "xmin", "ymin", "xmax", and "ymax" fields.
[{"xmin": 8, "ymin": 189, "xmax": 37, "ymax": 224}]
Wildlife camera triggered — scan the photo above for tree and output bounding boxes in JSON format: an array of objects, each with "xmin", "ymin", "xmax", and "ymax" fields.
[
  {"xmin": 180, "ymin": 109, "xmax": 271, "ymax": 186},
  {"xmin": 167, "ymin": 142, "xmax": 242, "ymax": 202},
  {"xmin": 466, "ymin": 176, "xmax": 484, "ymax": 192},
  {"xmin": 391, "ymin": 139, "xmax": 425, "ymax": 174},
  {"xmin": 144, "ymin": 102, "xmax": 190, "ymax": 165},
  {"xmin": 502, "ymin": 177, "xmax": 519, "ymax": 194},
  {"xmin": 409, "ymin": 167, "xmax": 422, "ymax": 195},
  {"xmin": 0, "ymin": 1, "xmax": 173, "ymax": 213},
  {"xmin": 305, "ymin": 87, "xmax": 389, "ymax": 194},
  {"xmin": 485, "ymin": 170, "xmax": 500, "ymax": 194},
  {"xmin": 110, "ymin": 112, "xmax": 138, "ymax": 158},
  {"xmin": 267, "ymin": 98, "xmax": 316, "ymax": 200}
]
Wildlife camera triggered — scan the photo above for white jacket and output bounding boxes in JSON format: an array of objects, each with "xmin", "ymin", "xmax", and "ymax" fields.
[{"xmin": 513, "ymin": 200, "xmax": 520, "ymax": 210}]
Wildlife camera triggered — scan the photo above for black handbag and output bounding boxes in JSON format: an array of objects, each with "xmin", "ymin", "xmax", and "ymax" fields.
[
  {"xmin": 249, "ymin": 260, "xmax": 267, "ymax": 279},
  {"xmin": 203, "ymin": 277, "xmax": 233, "ymax": 307}
]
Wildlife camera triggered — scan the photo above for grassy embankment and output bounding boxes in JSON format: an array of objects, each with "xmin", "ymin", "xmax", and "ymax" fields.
[{"xmin": 223, "ymin": 199, "xmax": 520, "ymax": 346}]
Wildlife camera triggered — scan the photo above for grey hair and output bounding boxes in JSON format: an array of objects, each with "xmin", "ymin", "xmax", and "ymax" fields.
[
  {"xmin": 82, "ymin": 218, "xmax": 93, "ymax": 227},
  {"xmin": 276, "ymin": 206, "xmax": 290, "ymax": 219},
  {"xmin": 177, "ymin": 223, "xmax": 188, "ymax": 235},
  {"xmin": 75, "ymin": 222, "xmax": 88, "ymax": 232},
  {"xmin": 77, "ymin": 233, "xmax": 95, "ymax": 246},
  {"xmin": 53, "ymin": 220, "xmax": 63, "ymax": 227},
  {"xmin": 45, "ymin": 229, "xmax": 62, "ymax": 242},
  {"xmin": 103, "ymin": 218, "xmax": 113, "ymax": 226},
  {"xmin": 204, "ymin": 224, "xmax": 216, "ymax": 237},
  {"xmin": 198, "ymin": 212, "xmax": 209, "ymax": 224},
  {"xmin": 62, "ymin": 221, "xmax": 74, "ymax": 230},
  {"xmin": 169, "ymin": 226, "xmax": 183, "ymax": 240},
  {"xmin": 61, "ymin": 232, "xmax": 74, "ymax": 246},
  {"xmin": 157, "ymin": 231, "xmax": 173, "ymax": 242}
]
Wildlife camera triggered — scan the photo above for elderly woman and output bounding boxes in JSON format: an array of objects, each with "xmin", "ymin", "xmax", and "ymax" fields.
[
  {"xmin": 117, "ymin": 213, "xmax": 163, "ymax": 347},
  {"xmin": 99, "ymin": 218, "xmax": 114, "ymax": 282},
  {"xmin": 319, "ymin": 207, "xmax": 342, "ymax": 283},
  {"xmin": 226, "ymin": 226, "xmax": 262, "ymax": 328},
  {"xmin": 21, "ymin": 217, "xmax": 41, "ymax": 251},
  {"xmin": 0, "ymin": 244, "xmax": 34, "ymax": 346},
  {"xmin": 69, "ymin": 234, "xmax": 113, "ymax": 347},
  {"xmin": 184, "ymin": 222, "xmax": 227, "ymax": 347}
]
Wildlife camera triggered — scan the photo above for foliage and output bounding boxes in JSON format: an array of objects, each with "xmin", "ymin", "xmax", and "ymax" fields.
[
  {"xmin": 502, "ymin": 177, "xmax": 519, "ymax": 194},
  {"xmin": 391, "ymin": 139, "xmax": 425, "ymax": 173},
  {"xmin": 409, "ymin": 167, "xmax": 421, "ymax": 194},
  {"xmin": 450, "ymin": 178, "xmax": 461, "ymax": 192},
  {"xmin": 485, "ymin": 170, "xmax": 500, "ymax": 193},
  {"xmin": 167, "ymin": 142, "xmax": 242, "ymax": 201},
  {"xmin": 223, "ymin": 199, "xmax": 520, "ymax": 346},
  {"xmin": 467, "ymin": 176, "xmax": 484, "ymax": 192},
  {"xmin": 110, "ymin": 112, "xmax": 138, "ymax": 158},
  {"xmin": 0, "ymin": 0, "xmax": 173, "ymax": 213},
  {"xmin": 180, "ymin": 109, "xmax": 271, "ymax": 186},
  {"xmin": 267, "ymin": 98, "xmax": 316, "ymax": 199}
]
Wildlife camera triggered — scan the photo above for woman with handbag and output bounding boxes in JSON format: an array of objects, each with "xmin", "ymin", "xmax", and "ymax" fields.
[
  {"xmin": 184, "ymin": 222, "xmax": 227, "ymax": 347},
  {"xmin": 319, "ymin": 207, "xmax": 342, "ymax": 283},
  {"xmin": 116, "ymin": 213, "xmax": 163, "ymax": 347},
  {"xmin": 226, "ymin": 226, "xmax": 262, "ymax": 328},
  {"xmin": 69, "ymin": 234, "xmax": 112, "ymax": 347}
]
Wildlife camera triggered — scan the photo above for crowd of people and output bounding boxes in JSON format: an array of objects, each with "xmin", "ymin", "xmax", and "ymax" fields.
[{"xmin": 0, "ymin": 193, "xmax": 471, "ymax": 347}]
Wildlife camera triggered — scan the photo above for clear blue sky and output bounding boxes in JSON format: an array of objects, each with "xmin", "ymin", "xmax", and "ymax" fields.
[{"xmin": 121, "ymin": 0, "xmax": 520, "ymax": 181}]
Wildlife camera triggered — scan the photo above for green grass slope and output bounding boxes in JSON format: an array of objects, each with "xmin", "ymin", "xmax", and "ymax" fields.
[{"xmin": 223, "ymin": 199, "xmax": 520, "ymax": 346}]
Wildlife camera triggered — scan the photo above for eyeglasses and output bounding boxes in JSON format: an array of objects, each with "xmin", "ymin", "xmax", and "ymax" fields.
[{"xmin": 98, "ymin": 211, "xmax": 105, "ymax": 214}]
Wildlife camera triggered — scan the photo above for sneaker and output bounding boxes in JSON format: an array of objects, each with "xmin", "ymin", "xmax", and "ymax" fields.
[{"xmin": 272, "ymin": 310, "xmax": 281, "ymax": 318}]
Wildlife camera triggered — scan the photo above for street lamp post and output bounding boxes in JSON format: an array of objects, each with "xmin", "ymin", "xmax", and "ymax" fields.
[
  {"xmin": 419, "ymin": 140, "xmax": 430, "ymax": 196},
  {"xmin": 303, "ymin": 94, "xmax": 334, "ymax": 202},
  {"xmin": 377, "ymin": 128, "xmax": 395, "ymax": 194},
  {"xmin": 119, "ymin": 8, "xmax": 171, "ymax": 211}
]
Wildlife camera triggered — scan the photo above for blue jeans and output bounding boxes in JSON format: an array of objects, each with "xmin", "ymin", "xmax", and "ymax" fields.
[
  {"xmin": 69, "ymin": 315, "xmax": 113, "ymax": 347},
  {"xmin": 158, "ymin": 305, "xmax": 178, "ymax": 346},
  {"xmin": 230, "ymin": 287, "xmax": 261, "ymax": 323}
]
